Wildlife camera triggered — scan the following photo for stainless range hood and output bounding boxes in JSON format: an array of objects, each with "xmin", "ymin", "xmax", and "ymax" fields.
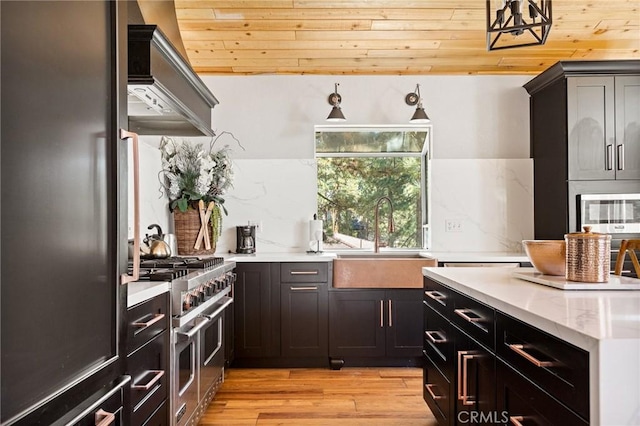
[{"xmin": 128, "ymin": 25, "xmax": 218, "ymax": 136}]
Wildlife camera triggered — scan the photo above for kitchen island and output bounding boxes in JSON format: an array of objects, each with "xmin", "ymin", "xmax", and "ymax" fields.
[{"xmin": 422, "ymin": 266, "xmax": 640, "ymax": 426}]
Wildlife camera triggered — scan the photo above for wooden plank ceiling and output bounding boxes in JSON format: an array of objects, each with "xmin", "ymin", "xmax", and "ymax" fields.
[{"xmin": 174, "ymin": 0, "xmax": 640, "ymax": 75}]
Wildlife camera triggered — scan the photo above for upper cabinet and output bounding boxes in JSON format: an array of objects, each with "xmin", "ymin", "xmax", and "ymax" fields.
[
  {"xmin": 567, "ymin": 76, "xmax": 640, "ymax": 180},
  {"xmin": 525, "ymin": 61, "xmax": 640, "ymax": 182}
]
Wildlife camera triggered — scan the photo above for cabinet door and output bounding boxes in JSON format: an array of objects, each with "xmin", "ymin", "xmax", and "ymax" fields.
[
  {"xmin": 329, "ymin": 290, "xmax": 386, "ymax": 358},
  {"xmin": 234, "ymin": 263, "xmax": 280, "ymax": 358},
  {"xmin": 615, "ymin": 75, "xmax": 640, "ymax": 180},
  {"xmin": 453, "ymin": 328, "xmax": 496, "ymax": 424},
  {"xmin": 423, "ymin": 351, "xmax": 453, "ymax": 426},
  {"xmin": 496, "ymin": 360, "xmax": 588, "ymax": 426},
  {"xmin": 567, "ymin": 77, "xmax": 616, "ymax": 180},
  {"xmin": 386, "ymin": 289, "xmax": 423, "ymax": 358},
  {"xmin": 281, "ymin": 283, "xmax": 328, "ymax": 358}
]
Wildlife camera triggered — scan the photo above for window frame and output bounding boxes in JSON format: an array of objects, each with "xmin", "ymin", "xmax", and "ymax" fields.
[{"xmin": 314, "ymin": 124, "xmax": 432, "ymax": 250}]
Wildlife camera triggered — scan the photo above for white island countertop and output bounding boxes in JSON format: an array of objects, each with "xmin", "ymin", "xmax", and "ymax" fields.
[{"xmin": 422, "ymin": 266, "xmax": 640, "ymax": 425}]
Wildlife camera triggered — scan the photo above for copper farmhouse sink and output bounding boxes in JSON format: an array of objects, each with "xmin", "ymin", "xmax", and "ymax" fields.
[{"xmin": 333, "ymin": 254, "xmax": 437, "ymax": 288}]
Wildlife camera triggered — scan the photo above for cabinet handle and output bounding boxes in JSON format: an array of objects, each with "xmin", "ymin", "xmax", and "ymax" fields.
[
  {"xmin": 132, "ymin": 313, "xmax": 165, "ymax": 331},
  {"xmin": 290, "ymin": 286, "xmax": 318, "ymax": 291},
  {"xmin": 95, "ymin": 409, "xmax": 115, "ymax": 426},
  {"xmin": 457, "ymin": 351, "xmax": 476, "ymax": 406},
  {"xmin": 424, "ymin": 290, "xmax": 446, "ymax": 306},
  {"xmin": 120, "ymin": 129, "xmax": 140, "ymax": 285},
  {"xmin": 131, "ymin": 370, "xmax": 164, "ymax": 391},
  {"xmin": 617, "ymin": 144, "xmax": 625, "ymax": 171},
  {"xmin": 388, "ymin": 299, "xmax": 392, "ymax": 327},
  {"xmin": 508, "ymin": 343, "xmax": 555, "ymax": 367},
  {"xmin": 290, "ymin": 270, "xmax": 319, "ymax": 275},
  {"xmin": 380, "ymin": 300, "xmax": 384, "ymax": 328},
  {"xmin": 425, "ymin": 330, "xmax": 446, "ymax": 344},
  {"xmin": 425, "ymin": 383, "xmax": 444, "ymax": 400},
  {"xmin": 454, "ymin": 308, "xmax": 481, "ymax": 323},
  {"xmin": 606, "ymin": 144, "xmax": 614, "ymax": 170},
  {"xmin": 461, "ymin": 353, "xmax": 476, "ymax": 406},
  {"xmin": 509, "ymin": 416, "xmax": 525, "ymax": 426}
]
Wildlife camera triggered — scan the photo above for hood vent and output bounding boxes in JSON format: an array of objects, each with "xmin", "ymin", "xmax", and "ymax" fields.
[{"xmin": 128, "ymin": 25, "xmax": 218, "ymax": 136}]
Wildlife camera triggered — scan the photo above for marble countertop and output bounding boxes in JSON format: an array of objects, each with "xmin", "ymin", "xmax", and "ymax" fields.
[
  {"xmin": 225, "ymin": 251, "xmax": 529, "ymax": 263},
  {"xmin": 422, "ymin": 266, "xmax": 640, "ymax": 350},
  {"xmin": 127, "ymin": 280, "xmax": 170, "ymax": 308}
]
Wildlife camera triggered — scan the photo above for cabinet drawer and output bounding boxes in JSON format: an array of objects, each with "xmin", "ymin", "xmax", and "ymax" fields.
[
  {"xmin": 423, "ymin": 351, "xmax": 451, "ymax": 425},
  {"xmin": 423, "ymin": 302, "xmax": 453, "ymax": 379},
  {"xmin": 142, "ymin": 400, "xmax": 168, "ymax": 426},
  {"xmin": 128, "ymin": 330, "xmax": 168, "ymax": 426},
  {"xmin": 497, "ymin": 360, "xmax": 588, "ymax": 426},
  {"xmin": 451, "ymin": 290, "xmax": 495, "ymax": 350},
  {"xmin": 423, "ymin": 277, "xmax": 452, "ymax": 318},
  {"xmin": 496, "ymin": 312, "xmax": 589, "ymax": 420},
  {"xmin": 127, "ymin": 292, "xmax": 168, "ymax": 354},
  {"xmin": 280, "ymin": 262, "xmax": 328, "ymax": 283}
]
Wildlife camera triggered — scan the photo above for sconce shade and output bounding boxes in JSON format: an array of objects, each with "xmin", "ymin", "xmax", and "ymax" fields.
[
  {"xmin": 486, "ymin": 0, "xmax": 552, "ymax": 51},
  {"xmin": 327, "ymin": 105, "xmax": 346, "ymax": 121},
  {"xmin": 410, "ymin": 106, "xmax": 430, "ymax": 123},
  {"xmin": 406, "ymin": 84, "xmax": 430, "ymax": 123},
  {"xmin": 327, "ymin": 82, "xmax": 346, "ymax": 121}
]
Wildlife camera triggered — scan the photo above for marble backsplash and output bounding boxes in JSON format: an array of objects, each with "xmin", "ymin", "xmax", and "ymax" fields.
[{"xmin": 216, "ymin": 158, "xmax": 534, "ymax": 254}]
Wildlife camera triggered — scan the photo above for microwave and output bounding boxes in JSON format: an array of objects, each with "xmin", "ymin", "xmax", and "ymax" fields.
[{"xmin": 579, "ymin": 193, "xmax": 640, "ymax": 234}]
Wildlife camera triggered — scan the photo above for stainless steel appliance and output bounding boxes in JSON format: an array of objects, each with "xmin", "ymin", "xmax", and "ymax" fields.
[
  {"xmin": 579, "ymin": 193, "xmax": 640, "ymax": 234},
  {"xmin": 236, "ymin": 226, "xmax": 256, "ymax": 254},
  {"xmin": 134, "ymin": 257, "xmax": 235, "ymax": 426}
]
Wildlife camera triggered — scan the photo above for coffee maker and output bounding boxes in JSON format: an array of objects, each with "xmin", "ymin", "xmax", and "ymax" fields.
[{"xmin": 236, "ymin": 225, "xmax": 256, "ymax": 254}]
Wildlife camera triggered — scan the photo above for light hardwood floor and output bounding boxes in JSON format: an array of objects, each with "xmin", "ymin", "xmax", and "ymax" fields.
[{"xmin": 199, "ymin": 367, "xmax": 438, "ymax": 425}]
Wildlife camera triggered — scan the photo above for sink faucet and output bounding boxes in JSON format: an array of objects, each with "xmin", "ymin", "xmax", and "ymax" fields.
[{"xmin": 374, "ymin": 196, "xmax": 395, "ymax": 253}]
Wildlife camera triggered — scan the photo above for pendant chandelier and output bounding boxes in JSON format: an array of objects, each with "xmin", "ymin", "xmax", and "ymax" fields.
[{"xmin": 486, "ymin": 0, "xmax": 552, "ymax": 51}]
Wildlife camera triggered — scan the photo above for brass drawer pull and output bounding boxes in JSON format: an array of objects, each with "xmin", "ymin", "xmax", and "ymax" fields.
[
  {"xmin": 95, "ymin": 409, "xmax": 115, "ymax": 426},
  {"xmin": 131, "ymin": 370, "xmax": 165, "ymax": 391},
  {"xmin": 454, "ymin": 308, "xmax": 481, "ymax": 322},
  {"xmin": 509, "ymin": 416, "xmax": 525, "ymax": 426},
  {"xmin": 424, "ymin": 290, "xmax": 445, "ymax": 302},
  {"xmin": 290, "ymin": 270, "xmax": 319, "ymax": 275},
  {"xmin": 425, "ymin": 383, "xmax": 443, "ymax": 400},
  {"xmin": 508, "ymin": 343, "xmax": 555, "ymax": 367},
  {"xmin": 132, "ymin": 313, "xmax": 165, "ymax": 330},
  {"xmin": 425, "ymin": 330, "xmax": 446, "ymax": 344}
]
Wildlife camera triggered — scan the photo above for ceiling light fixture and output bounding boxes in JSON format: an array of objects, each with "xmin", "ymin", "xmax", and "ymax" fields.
[
  {"xmin": 326, "ymin": 83, "xmax": 346, "ymax": 121},
  {"xmin": 486, "ymin": 0, "xmax": 552, "ymax": 51},
  {"xmin": 405, "ymin": 84, "xmax": 430, "ymax": 123}
]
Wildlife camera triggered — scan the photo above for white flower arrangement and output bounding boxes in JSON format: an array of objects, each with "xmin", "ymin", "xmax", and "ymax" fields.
[{"xmin": 159, "ymin": 135, "xmax": 234, "ymax": 214}]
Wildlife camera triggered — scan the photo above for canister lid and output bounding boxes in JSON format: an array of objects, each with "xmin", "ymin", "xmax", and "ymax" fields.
[{"xmin": 564, "ymin": 226, "xmax": 611, "ymax": 240}]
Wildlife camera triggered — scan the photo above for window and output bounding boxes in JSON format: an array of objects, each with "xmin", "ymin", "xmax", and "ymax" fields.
[{"xmin": 315, "ymin": 125, "xmax": 431, "ymax": 250}]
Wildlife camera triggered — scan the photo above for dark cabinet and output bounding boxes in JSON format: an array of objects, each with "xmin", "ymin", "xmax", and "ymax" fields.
[
  {"xmin": 423, "ymin": 276, "xmax": 590, "ymax": 425},
  {"xmin": 234, "ymin": 263, "xmax": 280, "ymax": 358},
  {"xmin": 329, "ymin": 289, "xmax": 422, "ymax": 366},
  {"xmin": 524, "ymin": 61, "xmax": 640, "ymax": 239},
  {"xmin": 567, "ymin": 75, "xmax": 640, "ymax": 181},
  {"xmin": 280, "ymin": 263, "xmax": 329, "ymax": 358},
  {"xmin": 125, "ymin": 293, "xmax": 169, "ymax": 426}
]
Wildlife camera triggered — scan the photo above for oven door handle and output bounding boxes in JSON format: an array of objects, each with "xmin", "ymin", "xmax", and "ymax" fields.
[
  {"xmin": 199, "ymin": 297, "xmax": 233, "ymax": 321},
  {"xmin": 176, "ymin": 316, "xmax": 211, "ymax": 340}
]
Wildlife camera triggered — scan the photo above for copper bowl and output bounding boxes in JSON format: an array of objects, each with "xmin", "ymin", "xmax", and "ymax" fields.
[{"xmin": 522, "ymin": 240, "xmax": 566, "ymax": 276}]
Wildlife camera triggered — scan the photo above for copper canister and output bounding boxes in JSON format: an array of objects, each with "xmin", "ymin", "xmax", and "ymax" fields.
[{"xmin": 565, "ymin": 226, "xmax": 611, "ymax": 283}]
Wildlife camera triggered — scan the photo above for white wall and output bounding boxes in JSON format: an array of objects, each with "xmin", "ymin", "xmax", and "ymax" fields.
[{"xmin": 131, "ymin": 74, "xmax": 535, "ymax": 254}]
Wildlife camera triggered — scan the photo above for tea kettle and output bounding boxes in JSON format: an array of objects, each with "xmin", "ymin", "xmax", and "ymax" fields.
[{"xmin": 144, "ymin": 224, "xmax": 172, "ymax": 258}]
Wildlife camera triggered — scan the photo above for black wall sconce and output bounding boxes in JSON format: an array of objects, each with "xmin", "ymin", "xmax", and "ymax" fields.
[
  {"xmin": 486, "ymin": 0, "xmax": 552, "ymax": 51},
  {"xmin": 326, "ymin": 83, "xmax": 346, "ymax": 121},
  {"xmin": 405, "ymin": 84, "xmax": 430, "ymax": 123}
]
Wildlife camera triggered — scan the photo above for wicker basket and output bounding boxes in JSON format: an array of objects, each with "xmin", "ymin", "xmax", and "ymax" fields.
[{"xmin": 173, "ymin": 207, "xmax": 216, "ymax": 256}]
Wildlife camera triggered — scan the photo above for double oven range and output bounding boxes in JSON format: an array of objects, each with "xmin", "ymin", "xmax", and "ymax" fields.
[{"xmin": 135, "ymin": 257, "xmax": 235, "ymax": 425}]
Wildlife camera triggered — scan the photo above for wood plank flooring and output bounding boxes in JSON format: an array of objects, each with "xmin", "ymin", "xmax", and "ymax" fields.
[{"xmin": 199, "ymin": 368, "xmax": 438, "ymax": 425}]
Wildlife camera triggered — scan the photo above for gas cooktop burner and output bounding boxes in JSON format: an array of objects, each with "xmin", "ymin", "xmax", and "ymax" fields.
[
  {"xmin": 134, "ymin": 268, "xmax": 189, "ymax": 281},
  {"xmin": 136, "ymin": 256, "xmax": 224, "ymax": 270}
]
